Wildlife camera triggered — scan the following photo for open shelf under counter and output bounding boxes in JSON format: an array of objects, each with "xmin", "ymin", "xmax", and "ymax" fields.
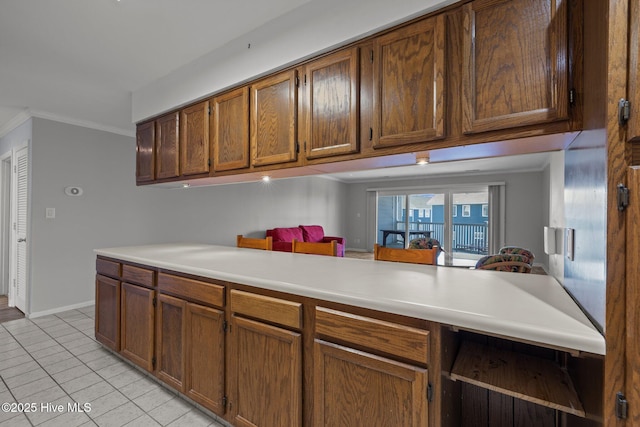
[{"xmin": 450, "ymin": 340, "xmax": 585, "ymax": 418}]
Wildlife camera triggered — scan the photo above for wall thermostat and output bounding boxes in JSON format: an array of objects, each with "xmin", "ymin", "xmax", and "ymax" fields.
[{"xmin": 64, "ymin": 186, "xmax": 83, "ymax": 196}]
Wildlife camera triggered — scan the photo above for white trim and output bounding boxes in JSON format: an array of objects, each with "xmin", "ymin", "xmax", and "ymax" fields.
[
  {"xmin": 367, "ymin": 182, "xmax": 506, "ymax": 192},
  {"xmin": 27, "ymin": 300, "xmax": 95, "ymax": 319},
  {"xmin": 0, "ymin": 109, "xmax": 135, "ymax": 139}
]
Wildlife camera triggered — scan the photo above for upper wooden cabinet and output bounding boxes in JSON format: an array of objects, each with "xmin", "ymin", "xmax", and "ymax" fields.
[
  {"xmin": 212, "ymin": 87, "xmax": 250, "ymax": 171},
  {"xmin": 250, "ymin": 69, "xmax": 298, "ymax": 167},
  {"xmin": 461, "ymin": 0, "xmax": 568, "ymax": 134},
  {"xmin": 372, "ymin": 14, "xmax": 446, "ymax": 148},
  {"xmin": 629, "ymin": 0, "xmax": 640, "ymax": 142},
  {"xmin": 136, "ymin": 121, "xmax": 155, "ymax": 183},
  {"xmin": 302, "ymin": 47, "xmax": 360, "ymax": 159},
  {"xmin": 180, "ymin": 101, "xmax": 210, "ymax": 176},
  {"xmin": 155, "ymin": 112, "xmax": 180, "ymax": 180}
]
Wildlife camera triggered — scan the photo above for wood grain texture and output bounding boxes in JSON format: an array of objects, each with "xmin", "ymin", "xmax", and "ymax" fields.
[
  {"xmin": 628, "ymin": 0, "xmax": 640, "ymax": 143},
  {"xmin": 291, "ymin": 239, "xmax": 337, "ymax": 256},
  {"xmin": 136, "ymin": 121, "xmax": 155, "ymax": 183},
  {"xmin": 373, "ymin": 14, "xmax": 445, "ymax": 147},
  {"xmin": 374, "ymin": 244, "xmax": 437, "ymax": 265},
  {"xmin": 450, "ymin": 340, "xmax": 585, "ymax": 417},
  {"xmin": 185, "ymin": 302, "xmax": 225, "ymax": 415},
  {"xmin": 155, "ymin": 112, "xmax": 180, "ymax": 179},
  {"xmin": 250, "ymin": 70, "xmax": 298, "ymax": 167},
  {"xmin": 95, "ymin": 274, "xmax": 120, "ymax": 351},
  {"xmin": 158, "ymin": 272, "xmax": 224, "ymax": 308},
  {"xmin": 120, "ymin": 282, "xmax": 155, "ymax": 371},
  {"xmin": 315, "ymin": 306, "xmax": 429, "ymax": 364},
  {"xmin": 314, "ymin": 339, "xmax": 428, "ymax": 427},
  {"xmin": 236, "ymin": 235, "xmax": 272, "ymax": 250},
  {"xmin": 213, "ymin": 87, "xmax": 250, "ymax": 171},
  {"xmin": 155, "ymin": 294, "xmax": 186, "ymax": 392},
  {"xmin": 462, "ymin": 0, "xmax": 568, "ymax": 133},
  {"xmin": 604, "ymin": 0, "xmax": 630, "ymax": 426},
  {"xmin": 231, "ymin": 315, "xmax": 301, "ymax": 427},
  {"xmin": 626, "ymin": 167, "xmax": 640, "ymax": 426},
  {"xmin": 230, "ymin": 289, "xmax": 302, "ymax": 330},
  {"xmin": 180, "ymin": 100, "xmax": 209, "ymax": 176},
  {"xmin": 122, "ymin": 264, "xmax": 155, "ymax": 288},
  {"xmin": 304, "ymin": 47, "xmax": 360, "ymax": 159},
  {"xmin": 96, "ymin": 257, "xmax": 120, "ymax": 279}
]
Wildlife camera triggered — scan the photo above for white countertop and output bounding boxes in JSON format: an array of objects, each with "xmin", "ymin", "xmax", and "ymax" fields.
[{"xmin": 95, "ymin": 243, "xmax": 605, "ymax": 355}]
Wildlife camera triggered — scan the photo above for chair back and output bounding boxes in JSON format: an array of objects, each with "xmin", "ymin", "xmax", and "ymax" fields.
[
  {"xmin": 237, "ymin": 235, "xmax": 273, "ymax": 251},
  {"xmin": 373, "ymin": 244, "xmax": 437, "ymax": 265},
  {"xmin": 475, "ymin": 254, "xmax": 532, "ymax": 273},
  {"xmin": 292, "ymin": 239, "xmax": 338, "ymax": 256}
]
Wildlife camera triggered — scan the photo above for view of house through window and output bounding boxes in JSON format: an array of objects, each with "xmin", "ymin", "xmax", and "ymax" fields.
[{"xmin": 376, "ymin": 187, "xmax": 491, "ymax": 266}]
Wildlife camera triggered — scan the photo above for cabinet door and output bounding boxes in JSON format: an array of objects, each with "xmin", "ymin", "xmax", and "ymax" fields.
[
  {"xmin": 461, "ymin": 0, "xmax": 568, "ymax": 134},
  {"xmin": 250, "ymin": 70, "xmax": 298, "ymax": 166},
  {"xmin": 304, "ymin": 47, "xmax": 359, "ymax": 159},
  {"xmin": 95, "ymin": 275, "xmax": 120, "ymax": 351},
  {"xmin": 180, "ymin": 101, "xmax": 210, "ymax": 176},
  {"xmin": 156, "ymin": 294, "xmax": 186, "ymax": 392},
  {"xmin": 185, "ymin": 302, "xmax": 225, "ymax": 415},
  {"xmin": 136, "ymin": 121, "xmax": 155, "ymax": 183},
  {"xmin": 230, "ymin": 315, "xmax": 301, "ymax": 427},
  {"xmin": 373, "ymin": 15, "xmax": 445, "ymax": 148},
  {"xmin": 629, "ymin": 0, "xmax": 640, "ymax": 142},
  {"xmin": 212, "ymin": 87, "xmax": 250, "ymax": 171},
  {"xmin": 314, "ymin": 340, "xmax": 428, "ymax": 427},
  {"xmin": 120, "ymin": 283, "xmax": 155, "ymax": 371},
  {"xmin": 155, "ymin": 112, "xmax": 180, "ymax": 179}
]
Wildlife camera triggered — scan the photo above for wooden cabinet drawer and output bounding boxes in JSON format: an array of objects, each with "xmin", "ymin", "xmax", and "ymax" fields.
[
  {"xmin": 122, "ymin": 264, "xmax": 155, "ymax": 288},
  {"xmin": 230, "ymin": 290, "xmax": 302, "ymax": 330},
  {"xmin": 96, "ymin": 258, "xmax": 120, "ymax": 278},
  {"xmin": 315, "ymin": 307, "xmax": 429, "ymax": 364},
  {"xmin": 158, "ymin": 273, "xmax": 224, "ymax": 308}
]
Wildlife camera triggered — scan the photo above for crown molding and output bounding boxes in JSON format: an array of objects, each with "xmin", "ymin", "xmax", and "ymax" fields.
[{"xmin": 0, "ymin": 109, "xmax": 136, "ymax": 139}]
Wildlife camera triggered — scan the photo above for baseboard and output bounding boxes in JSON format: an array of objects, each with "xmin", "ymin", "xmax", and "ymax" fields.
[{"xmin": 27, "ymin": 300, "xmax": 94, "ymax": 319}]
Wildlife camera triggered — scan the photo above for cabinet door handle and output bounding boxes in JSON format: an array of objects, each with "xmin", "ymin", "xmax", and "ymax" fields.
[{"xmin": 17, "ymin": 238, "xmax": 26, "ymax": 243}]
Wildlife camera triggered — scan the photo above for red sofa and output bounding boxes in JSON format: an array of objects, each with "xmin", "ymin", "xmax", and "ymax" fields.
[{"xmin": 266, "ymin": 225, "xmax": 345, "ymax": 257}]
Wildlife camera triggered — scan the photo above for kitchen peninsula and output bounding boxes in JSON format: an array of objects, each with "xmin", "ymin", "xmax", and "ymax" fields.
[{"xmin": 94, "ymin": 243, "xmax": 605, "ymax": 427}]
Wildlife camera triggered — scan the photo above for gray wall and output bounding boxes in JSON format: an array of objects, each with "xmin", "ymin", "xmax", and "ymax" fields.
[
  {"xmin": 344, "ymin": 171, "xmax": 547, "ymax": 266},
  {"xmin": 564, "ymin": 130, "xmax": 606, "ymax": 332},
  {"xmin": 27, "ymin": 118, "xmax": 348, "ymax": 315}
]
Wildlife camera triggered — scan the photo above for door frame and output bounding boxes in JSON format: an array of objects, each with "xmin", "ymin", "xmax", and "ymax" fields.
[
  {"xmin": 0, "ymin": 151, "xmax": 11, "ymax": 301},
  {"xmin": 10, "ymin": 142, "xmax": 29, "ymax": 313}
]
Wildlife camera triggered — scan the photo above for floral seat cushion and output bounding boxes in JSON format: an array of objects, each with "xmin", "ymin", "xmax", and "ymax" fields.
[
  {"xmin": 408, "ymin": 238, "xmax": 442, "ymax": 255},
  {"xmin": 475, "ymin": 254, "xmax": 532, "ymax": 273},
  {"xmin": 499, "ymin": 246, "xmax": 535, "ymax": 264}
]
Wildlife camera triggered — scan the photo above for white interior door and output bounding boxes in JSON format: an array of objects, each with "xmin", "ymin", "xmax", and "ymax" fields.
[{"xmin": 13, "ymin": 146, "xmax": 28, "ymax": 313}]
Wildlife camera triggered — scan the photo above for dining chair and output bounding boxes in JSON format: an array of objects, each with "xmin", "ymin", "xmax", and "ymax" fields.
[
  {"xmin": 291, "ymin": 239, "xmax": 338, "ymax": 256},
  {"xmin": 236, "ymin": 235, "xmax": 273, "ymax": 250},
  {"xmin": 373, "ymin": 244, "xmax": 437, "ymax": 265},
  {"xmin": 474, "ymin": 254, "xmax": 532, "ymax": 273}
]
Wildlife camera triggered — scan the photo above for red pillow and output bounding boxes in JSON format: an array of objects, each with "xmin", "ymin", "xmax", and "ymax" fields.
[
  {"xmin": 270, "ymin": 227, "xmax": 304, "ymax": 242},
  {"xmin": 299, "ymin": 225, "xmax": 325, "ymax": 243}
]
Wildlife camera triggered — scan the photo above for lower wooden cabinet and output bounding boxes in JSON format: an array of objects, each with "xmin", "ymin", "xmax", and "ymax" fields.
[
  {"xmin": 156, "ymin": 294, "xmax": 186, "ymax": 391},
  {"xmin": 185, "ymin": 302, "xmax": 225, "ymax": 414},
  {"xmin": 95, "ymin": 274, "xmax": 120, "ymax": 351},
  {"xmin": 230, "ymin": 315, "xmax": 302, "ymax": 427},
  {"xmin": 314, "ymin": 339, "xmax": 429, "ymax": 427},
  {"xmin": 120, "ymin": 282, "xmax": 155, "ymax": 371}
]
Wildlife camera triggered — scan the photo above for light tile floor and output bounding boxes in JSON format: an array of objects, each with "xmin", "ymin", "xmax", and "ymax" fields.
[{"xmin": 0, "ymin": 306, "xmax": 226, "ymax": 427}]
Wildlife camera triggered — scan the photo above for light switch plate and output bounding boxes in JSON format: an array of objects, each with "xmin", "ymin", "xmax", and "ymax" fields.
[{"xmin": 46, "ymin": 208, "xmax": 55, "ymax": 219}]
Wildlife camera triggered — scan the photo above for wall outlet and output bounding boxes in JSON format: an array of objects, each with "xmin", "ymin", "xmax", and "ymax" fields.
[{"xmin": 46, "ymin": 208, "xmax": 55, "ymax": 219}]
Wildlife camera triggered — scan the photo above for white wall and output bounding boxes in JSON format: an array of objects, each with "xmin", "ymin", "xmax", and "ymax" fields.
[
  {"xmin": 27, "ymin": 118, "xmax": 348, "ymax": 315},
  {"xmin": 344, "ymin": 171, "xmax": 547, "ymax": 267},
  {"xmin": 544, "ymin": 151, "xmax": 565, "ymax": 281},
  {"xmin": 132, "ymin": 0, "xmax": 456, "ymax": 122}
]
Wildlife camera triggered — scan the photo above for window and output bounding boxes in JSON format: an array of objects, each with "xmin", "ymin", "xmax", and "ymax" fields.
[
  {"xmin": 462, "ymin": 205, "xmax": 471, "ymax": 217},
  {"xmin": 482, "ymin": 204, "xmax": 488, "ymax": 217}
]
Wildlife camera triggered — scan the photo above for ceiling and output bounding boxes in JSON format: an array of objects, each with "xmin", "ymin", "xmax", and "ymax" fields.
[
  {"xmin": 0, "ymin": 0, "xmax": 558, "ymax": 184},
  {"xmin": 0, "ymin": 0, "xmax": 313, "ymax": 136}
]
